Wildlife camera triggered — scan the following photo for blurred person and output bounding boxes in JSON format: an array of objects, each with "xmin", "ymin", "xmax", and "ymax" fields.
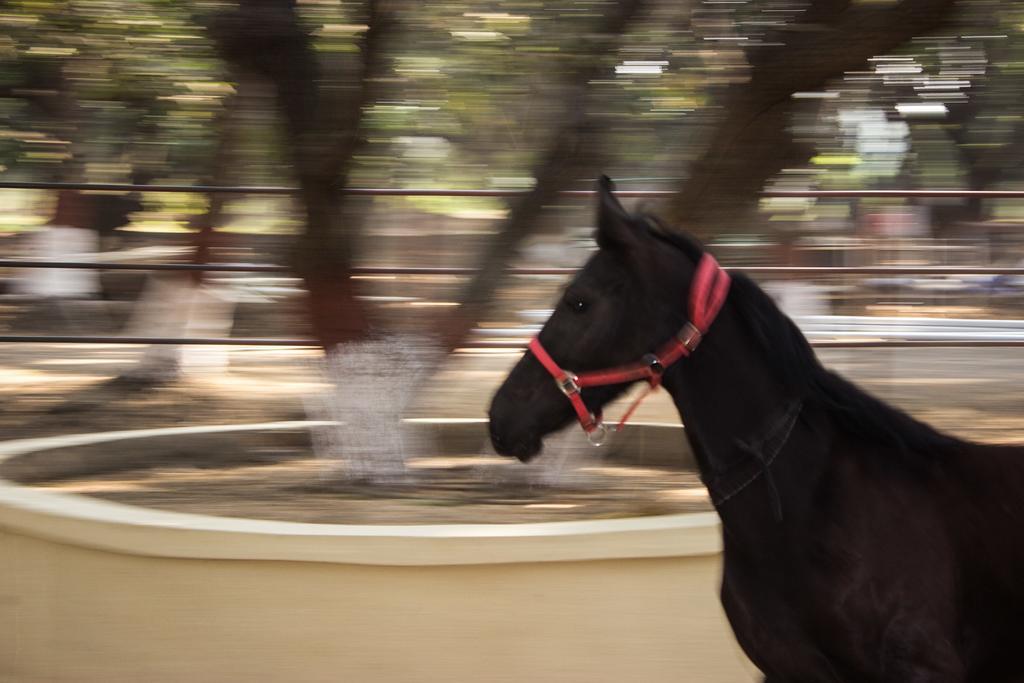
[{"xmin": 14, "ymin": 189, "xmax": 100, "ymax": 300}]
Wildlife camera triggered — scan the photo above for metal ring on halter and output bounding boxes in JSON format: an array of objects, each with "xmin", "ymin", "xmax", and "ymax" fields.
[
  {"xmin": 642, "ymin": 353, "xmax": 664, "ymax": 375},
  {"xmin": 557, "ymin": 374, "xmax": 581, "ymax": 396},
  {"xmin": 587, "ymin": 421, "xmax": 608, "ymax": 447},
  {"xmin": 677, "ymin": 322, "xmax": 703, "ymax": 352}
]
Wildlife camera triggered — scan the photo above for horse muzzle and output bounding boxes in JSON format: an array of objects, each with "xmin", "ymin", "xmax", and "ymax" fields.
[{"xmin": 488, "ymin": 418, "xmax": 543, "ymax": 462}]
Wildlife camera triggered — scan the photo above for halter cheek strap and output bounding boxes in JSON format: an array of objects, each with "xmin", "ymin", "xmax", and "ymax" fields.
[
  {"xmin": 528, "ymin": 337, "xmax": 605, "ymax": 439},
  {"xmin": 529, "ymin": 253, "xmax": 731, "ymax": 444}
]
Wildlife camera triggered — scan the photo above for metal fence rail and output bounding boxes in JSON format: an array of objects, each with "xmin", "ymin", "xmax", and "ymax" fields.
[
  {"xmin": 5, "ymin": 260, "xmax": 1024, "ymax": 277},
  {"xmin": 4, "ymin": 180, "xmax": 1024, "ymax": 198},
  {"xmin": 5, "ymin": 335, "xmax": 1024, "ymax": 349},
  {"xmin": 0, "ymin": 260, "xmax": 570, "ymax": 275}
]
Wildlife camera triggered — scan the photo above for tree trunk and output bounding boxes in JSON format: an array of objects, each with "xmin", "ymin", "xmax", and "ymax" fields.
[
  {"xmin": 935, "ymin": 35, "xmax": 1024, "ymax": 233},
  {"xmin": 117, "ymin": 75, "xmax": 243, "ymax": 384},
  {"xmin": 666, "ymin": 0, "xmax": 960, "ymax": 239},
  {"xmin": 440, "ymin": 0, "xmax": 648, "ymax": 351},
  {"xmin": 191, "ymin": 79, "xmax": 242, "ymax": 280},
  {"xmin": 209, "ymin": 0, "xmax": 398, "ymax": 350}
]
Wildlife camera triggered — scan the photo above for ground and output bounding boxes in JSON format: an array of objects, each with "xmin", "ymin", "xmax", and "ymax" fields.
[{"xmin": 2, "ymin": 343, "xmax": 1023, "ymax": 523}]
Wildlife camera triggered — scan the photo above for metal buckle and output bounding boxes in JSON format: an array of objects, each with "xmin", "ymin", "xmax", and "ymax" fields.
[
  {"xmin": 557, "ymin": 374, "xmax": 581, "ymax": 396},
  {"xmin": 642, "ymin": 353, "xmax": 664, "ymax": 375},
  {"xmin": 587, "ymin": 421, "xmax": 608, "ymax": 447},
  {"xmin": 677, "ymin": 322, "xmax": 702, "ymax": 351}
]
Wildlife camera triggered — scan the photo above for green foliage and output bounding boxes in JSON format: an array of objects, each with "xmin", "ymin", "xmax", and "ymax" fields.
[
  {"xmin": 0, "ymin": 0, "xmax": 1023, "ymax": 232},
  {"xmin": 0, "ymin": 0, "xmax": 227, "ymax": 181}
]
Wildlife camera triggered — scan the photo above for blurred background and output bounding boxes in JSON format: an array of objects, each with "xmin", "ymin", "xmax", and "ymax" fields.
[
  {"xmin": 6, "ymin": 4, "xmax": 1024, "ymax": 677},
  {"xmin": 2, "ymin": 0, "xmax": 1024, "ymax": 465}
]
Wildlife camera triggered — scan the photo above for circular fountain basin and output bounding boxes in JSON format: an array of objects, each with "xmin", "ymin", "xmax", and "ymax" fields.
[{"xmin": 0, "ymin": 421, "xmax": 755, "ymax": 682}]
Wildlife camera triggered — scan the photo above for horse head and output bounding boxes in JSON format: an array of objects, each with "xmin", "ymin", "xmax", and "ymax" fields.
[{"xmin": 488, "ymin": 176, "xmax": 710, "ymax": 461}]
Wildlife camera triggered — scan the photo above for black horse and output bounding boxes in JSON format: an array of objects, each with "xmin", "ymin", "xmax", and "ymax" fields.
[{"xmin": 489, "ymin": 177, "xmax": 1024, "ymax": 682}]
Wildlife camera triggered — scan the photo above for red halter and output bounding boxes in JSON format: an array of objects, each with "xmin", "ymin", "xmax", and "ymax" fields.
[{"xmin": 528, "ymin": 253, "xmax": 730, "ymax": 445}]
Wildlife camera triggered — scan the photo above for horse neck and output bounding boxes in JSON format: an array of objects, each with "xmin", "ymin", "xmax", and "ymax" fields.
[{"xmin": 661, "ymin": 308, "xmax": 832, "ymax": 534}]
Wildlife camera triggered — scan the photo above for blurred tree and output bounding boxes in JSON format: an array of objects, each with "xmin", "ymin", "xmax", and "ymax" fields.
[
  {"xmin": 117, "ymin": 83, "xmax": 243, "ymax": 384},
  {"xmin": 206, "ymin": 0, "xmax": 652, "ymax": 350},
  {"xmin": 0, "ymin": 1, "xmax": 229, "ymax": 184},
  {"xmin": 2, "ymin": 0, "xmax": 1024, "ymax": 354},
  {"xmin": 206, "ymin": 0, "xmax": 400, "ymax": 349},
  {"xmin": 441, "ymin": 0, "xmax": 649, "ymax": 350},
  {"xmin": 936, "ymin": 35, "xmax": 1024, "ymax": 231},
  {"xmin": 665, "ymin": 0, "xmax": 960, "ymax": 239}
]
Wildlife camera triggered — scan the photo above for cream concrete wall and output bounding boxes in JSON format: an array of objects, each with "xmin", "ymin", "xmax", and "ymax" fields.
[
  {"xmin": 0, "ymin": 530, "xmax": 755, "ymax": 683},
  {"xmin": 0, "ymin": 423, "xmax": 758, "ymax": 683}
]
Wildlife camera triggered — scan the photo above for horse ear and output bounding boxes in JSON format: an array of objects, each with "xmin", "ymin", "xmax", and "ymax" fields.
[{"xmin": 596, "ymin": 175, "xmax": 641, "ymax": 251}]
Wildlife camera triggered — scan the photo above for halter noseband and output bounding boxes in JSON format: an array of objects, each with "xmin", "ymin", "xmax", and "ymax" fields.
[{"xmin": 528, "ymin": 253, "xmax": 731, "ymax": 445}]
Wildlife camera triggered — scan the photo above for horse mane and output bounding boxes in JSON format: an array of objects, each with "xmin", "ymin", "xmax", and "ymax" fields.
[{"xmin": 645, "ymin": 219, "xmax": 962, "ymax": 464}]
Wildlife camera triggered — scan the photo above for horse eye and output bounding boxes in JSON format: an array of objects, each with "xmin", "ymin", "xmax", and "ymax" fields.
[{"xmin": 567, "ymin": 297, "xmax": 588, "ymax": 313}]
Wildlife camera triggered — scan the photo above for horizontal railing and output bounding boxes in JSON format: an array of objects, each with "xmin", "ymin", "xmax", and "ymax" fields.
[
  {"xmin": 3, "ymin": 180, "xmax": 1024, "ymax": 199},
  {"xmin": 3, "ymin": 260, "xmax": 1024, "ymax": 277},
  {"xmin": 3, "ymin": 336, "xmax": 1024, "ymax": 349}
]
